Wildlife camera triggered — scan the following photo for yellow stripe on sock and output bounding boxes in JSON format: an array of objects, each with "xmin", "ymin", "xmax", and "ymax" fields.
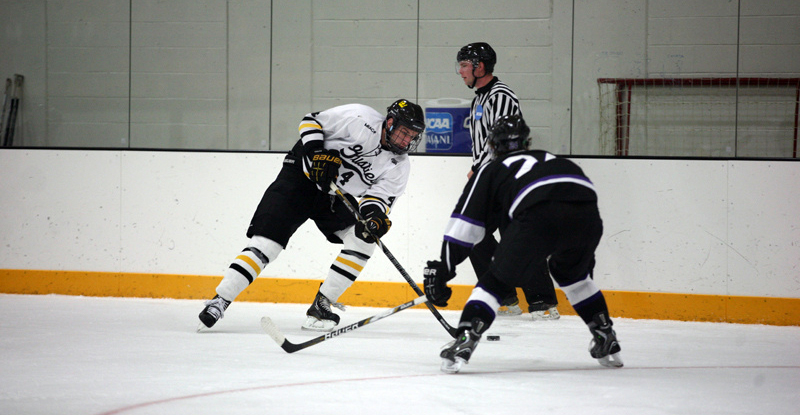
[
  {"xmin": 237, "ymin": 254, "xmax": 261, "ymax": 275},
  {"xmin": 336, "ymin": 256, "xmax": 364, "ymax": 272}
]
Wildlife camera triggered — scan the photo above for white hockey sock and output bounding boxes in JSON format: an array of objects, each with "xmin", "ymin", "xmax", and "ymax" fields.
[
  {"xmin": 560, "ymin": 274, "xmax": 601, "ymax": 308},
  {"xmin": 321, "ymin": 227, "xmax": 376, "ymax": 302},
  {"xmin": 320, "ymin": 272, "xmax": 354, "ymax": 303},
  {"xmin": 217, "ymin": 236, "xmax": 282, "ymax": 301}
]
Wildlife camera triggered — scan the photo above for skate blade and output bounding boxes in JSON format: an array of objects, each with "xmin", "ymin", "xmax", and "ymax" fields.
[
  {"xmin": 301, "ymin": 316, "xmax": 337, "ymax": 332},
  {"xmin": 597, "ymin": 352, "xmax": 624, "ymax": 368},
  {"xmin": 440, "ymin": 357, "xmax": 467, "ymax": 374},
  {"xmin": 531, "ymin": 308, "xmax": 560, "ymax": 320},
  {"xmin": 497, "ymin": 305, "xmax": 523, "ymax": 316}
]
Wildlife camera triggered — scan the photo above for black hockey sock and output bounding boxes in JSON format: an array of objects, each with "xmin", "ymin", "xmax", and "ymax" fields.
[
  {"xmin": 573, "ymin": 293, "xmax": 611, "ymax": 325},
  {"xmin": 458, "ymin": 302, "xmax": 496, "ymax": 334}
]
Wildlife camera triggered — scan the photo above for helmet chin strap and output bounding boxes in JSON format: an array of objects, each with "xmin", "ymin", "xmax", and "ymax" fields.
[
  {"xmin": 381, "ymin": 119, "xmax": 393, "ymax": 150},
  {"xmin": 469, "ymin": 64, "xmax": 489, "ymax": 89}
]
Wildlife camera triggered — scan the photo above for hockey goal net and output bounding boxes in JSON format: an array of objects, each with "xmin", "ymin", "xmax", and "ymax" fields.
[{"xmin": 598, "ymin": 77, "xmax": 799, "ymax": 158}]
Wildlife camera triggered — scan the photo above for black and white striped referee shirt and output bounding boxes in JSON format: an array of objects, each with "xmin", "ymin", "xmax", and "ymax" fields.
[{"xmin": 467, "ymin": 77, "xmax": 521, "ymax": 173}]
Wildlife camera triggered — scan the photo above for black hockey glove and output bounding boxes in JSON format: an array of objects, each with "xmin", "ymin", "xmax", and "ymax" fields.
[
  {"xmin": 307, "ymin": 148, "xmax": 342, "ymax": 187},
  {"xmin": 423, "ymin": 260, "xmax": 455, "ymax": 307},
  {"xmin": 355, "ymin": 206, "xmax": 391, "ymax": 243}
]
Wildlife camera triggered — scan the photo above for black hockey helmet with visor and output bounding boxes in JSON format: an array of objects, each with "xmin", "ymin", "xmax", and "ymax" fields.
[
  {"xmin": 456, "ymin": 42, "xmax": 497, "ymax": 74},
  {"xmin": 488, "ymin": 114, "xmax": 531, "ymax": 156},
  {"xmin": 383, "ymin": 99, "xmax": 425, "ymax": 154}
]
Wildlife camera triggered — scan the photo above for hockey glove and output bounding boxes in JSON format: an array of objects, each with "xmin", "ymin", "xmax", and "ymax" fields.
[
  {"xmin": 423, "ymin": 260, "xmax": 455, "ymax": 307},
  {"xmin": 355, "ymin": 206, "xmax": 392, "ymax": 243},
  {"xmin": 307, "ymin": 148, "xmax": 342, "ymax": 187}
]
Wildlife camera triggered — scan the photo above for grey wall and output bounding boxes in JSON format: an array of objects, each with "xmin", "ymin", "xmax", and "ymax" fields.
[{"xmin": 1, "ymin": 0, "xmax": 798, "ymax": 155}]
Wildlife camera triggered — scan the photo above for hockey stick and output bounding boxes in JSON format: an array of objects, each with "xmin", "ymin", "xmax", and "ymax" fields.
[
  {"xmin": 261, "ymin": 295, "xmax": 427, "ymax": 353},
  {"xmin": 0, "ymin": 78, "xmax": 10, "ymax": 145},
  {"xmin": 3, "ymin": 75, "xmax": 23, "ymax": 147},
  {"xmin": 330, "ymin": 182, "xmax": 458, "ymax": 338}
]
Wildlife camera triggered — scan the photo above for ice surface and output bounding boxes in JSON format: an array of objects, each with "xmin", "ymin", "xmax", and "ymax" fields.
[{"xmin": 1, "ymin": 294, "xmax": 798, "ymax": 415}]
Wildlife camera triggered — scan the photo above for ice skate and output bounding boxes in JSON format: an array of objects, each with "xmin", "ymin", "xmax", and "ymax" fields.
[
  {"xmin": 529, "ymin": 301, "xmax": 560, "ymax": 320},
  {"xmin": 440, "ymin": 328, "xmax": 482, "ymax": 374},
  {"xmin": 302, "ymin": 290, "xmax": 343, "ymax": 332},
  {"xmin": 497, "ymin": 297, "xmax": 523, "ymax": 316},
  {"xmin": 197, "ymin": 295, "xmax": 231, "ymax": 331},
  {"xmin": 588, "ymin": 311, "xmax": 623, "ymax": 368}
]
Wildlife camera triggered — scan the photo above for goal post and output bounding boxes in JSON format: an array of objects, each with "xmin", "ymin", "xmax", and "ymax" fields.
[{"xmin": 598, "ymin": 77, "xmax": 800, "ymax": 158}]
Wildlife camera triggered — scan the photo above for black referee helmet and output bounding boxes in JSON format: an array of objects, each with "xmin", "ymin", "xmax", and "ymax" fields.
[{"xmin": 456, "ymin": 42, "xmax": 497, "ymax": 73}]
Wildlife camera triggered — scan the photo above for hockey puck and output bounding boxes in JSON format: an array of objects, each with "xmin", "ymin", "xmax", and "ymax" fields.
[{"xmin": 486, "ymin": 335, "xmax": 500, "ymax": 341}]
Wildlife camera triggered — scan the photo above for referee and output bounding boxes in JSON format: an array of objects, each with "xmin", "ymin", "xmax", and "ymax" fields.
[
  {"xmin": 457, "ymin": 42, "xmax": 521, "ymax": 177},
  {"xmin": 456, "ymin": 42, "xmax": 560, "ymax": 319}
]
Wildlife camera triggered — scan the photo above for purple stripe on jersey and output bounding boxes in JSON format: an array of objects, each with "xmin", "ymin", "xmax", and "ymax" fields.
[
  {"xmin": 450, "ymin": 213, "xmax": 485, "ymax": 227},
  {"xmin": 514, "ymin": 174, "xmax": 593, "ymax": 201},
  {"xmin": 509, "ymin": 174, "xmax": 596, "ymax": 219},
  {"xmin": 443, "ymin": 235, "xmax": 474, "ymax": 248}
]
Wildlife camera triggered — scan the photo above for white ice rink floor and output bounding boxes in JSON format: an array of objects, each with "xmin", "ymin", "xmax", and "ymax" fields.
[{"xmin": 1, "ymin": 294, "xmax": 798, "ymax": 415}]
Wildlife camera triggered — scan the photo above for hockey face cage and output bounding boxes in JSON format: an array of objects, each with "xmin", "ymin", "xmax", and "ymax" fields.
[
  {"xmin": 488, "ymin": 114, "xmax": 531, "ymax": 156},
  {"xmin": 384, "ymin": 99, "xmax": 425, "ymax": 154}
]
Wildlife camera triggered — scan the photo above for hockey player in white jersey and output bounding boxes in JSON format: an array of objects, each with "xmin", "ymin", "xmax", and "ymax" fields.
[{"xmin": 198, "ymin": 99, "xmax": 425, "ymax": 332}]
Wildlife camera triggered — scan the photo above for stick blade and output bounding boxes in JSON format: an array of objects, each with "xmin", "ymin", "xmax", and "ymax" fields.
[{"xmin": 260, "ymin": 316, "xmax": 286, "ymax": 346}]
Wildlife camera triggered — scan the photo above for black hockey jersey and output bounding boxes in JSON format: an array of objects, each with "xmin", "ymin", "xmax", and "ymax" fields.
[{"xmin": 440, "ymin": 150, "xmax": 597, "ymax": 271}]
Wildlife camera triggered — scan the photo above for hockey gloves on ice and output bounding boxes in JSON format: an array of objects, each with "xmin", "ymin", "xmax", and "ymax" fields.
[
  {"xmin": 424, "ymin": 260, "xmax": 455, "ymax": 307},
  {"xmin": 307, "ymin": 148, "xmax": 342, "ymax": 187},
  {"xmin": 355, "ymin": 205, "xmax": 392, "ymax": 243}
]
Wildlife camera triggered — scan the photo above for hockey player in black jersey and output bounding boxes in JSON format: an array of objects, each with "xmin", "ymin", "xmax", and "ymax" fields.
[
  {"xmin": 198, "ymin": 99, "xmax": 425, "ymax": 332},
  {"xmin": 423, "ymin": 114, "xmax": 622, "ymax": 373}
]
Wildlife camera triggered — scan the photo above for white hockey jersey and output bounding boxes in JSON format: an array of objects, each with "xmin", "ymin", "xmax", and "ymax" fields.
[{"xmin": 297, "ymin": 103, "xmax": 410, "ymax": 214}]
